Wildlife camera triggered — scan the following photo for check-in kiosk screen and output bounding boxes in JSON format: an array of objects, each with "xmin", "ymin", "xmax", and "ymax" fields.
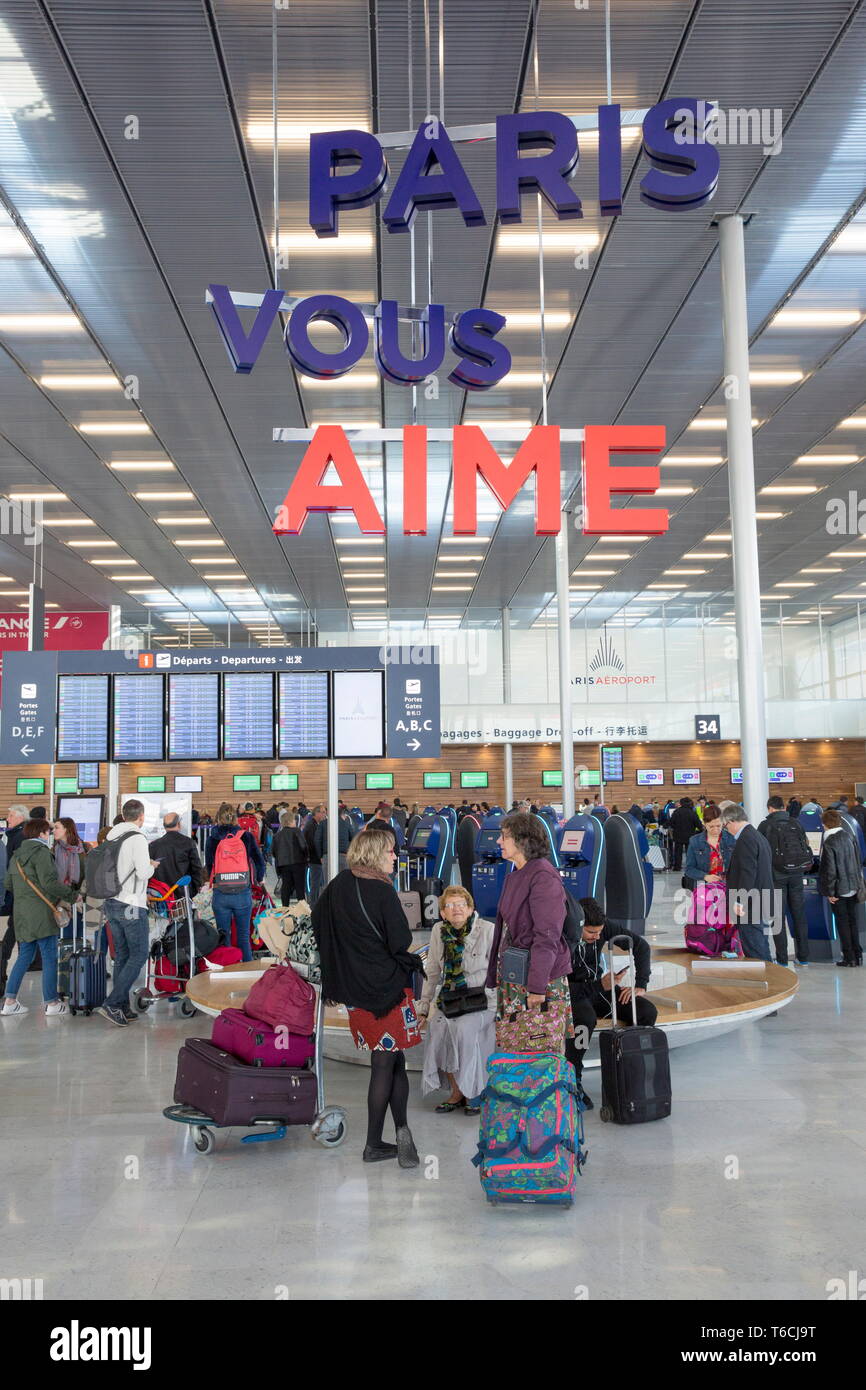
[
  {"xmin": 477, "ymin": 830, "xmax": 501, "ymax": 854},
  {"xmin": 805, "ymin": 832, "xmax": 823, "ymax": 856},
  {"xmin": 411, "ymin": 827, "xmax": 431, "ymax": 848},
  {"xmin": 559, "ymin": 830, "xmax": 586, "ymax": 854}
]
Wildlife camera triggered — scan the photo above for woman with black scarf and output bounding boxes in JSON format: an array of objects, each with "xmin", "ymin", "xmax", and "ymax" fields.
[{"xmin": 312, "ymin": 828, "xmax": 425, "ymax": 1167}]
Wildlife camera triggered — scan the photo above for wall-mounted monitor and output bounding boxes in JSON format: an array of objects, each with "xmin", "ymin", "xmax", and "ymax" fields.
[
  {"xmin": 278, "ymin": 671, "xmax": 329, "ymax": 759},
  {"xmin": 57, "ymin": 674, "xmax": 109, "ymax": 762},
  {"xmin": 730, "ymin": 768, "xmax": 743, "ymax": 784},
  {"xmin": 223, "ymin": 673, "xmax": 275, "ymax": 760},
  {"xmin": 112, "ymin": 674, "xmax": 165, "ymax": 761},
  {"xmin": 365, "ymin": 772, "xmax": 394, "ymax": 790},
  {"xmin": 57, "ymin": 795, "xmax": 104, "ymax": 844},
  {"xmin": 270, "ymin": 773, "xmax": 299, "ymax": 792},
  {"xmin": 461, "ymin": 771, "xmax": 489, "ymax": 789},
  {"xmin": 636, "ymin": 769, "xmax": 664, "ymax": 786},
  {"xmin": 233, "ymin": 774, "xmax": 262, "ymax": 793},
  {"xmin": 168, "ymin": 674, "xmax": 219, "ymax": 761},
  {"xmin": 542, "ymin": 770, "xmax": 563, "ymax": 787},
  {"xmin": 673, "ymin": 769, "xmax": 701, "ymax": 786},
  {"xmin": 769, "ymin": 767, "xmax": 795, "ymax": 783},
  {"xmin": 16, "ymin": 776, "xmax": 45, "ymax": 796},
  {"xmin": 601, "ymin": 746, "xmax": 624, "ymax": 782},
  {"xmin": 53, "ymin": 777, "xmax": 79, "ymax": 795},
  {"xmin": 338, "ymin": 772, "xmax": 357, "ymax": 791},
  {"xmin": 424, "ymin": 772, "xmax": 452, "ymax": 789},
  {"xmin": 77, "ymin": 762, "xmax": 99, "ymax": 789},
  {"xmin": 578, "ymin": 769, "xmax": 601, "ymax": 787},
  {"xmin": 333, "ymin": 670, "xmax": 385, "ymax": 758},
  {"xmin": 137, "ymin": 775, "xmax": 166, "ymax": 793},
  {"xmin": 173, "ymin": 775, "xmax": 203, "ymax": 793}
]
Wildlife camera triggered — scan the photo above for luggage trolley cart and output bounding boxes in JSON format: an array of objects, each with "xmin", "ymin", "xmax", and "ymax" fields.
[
  {"xmin": 162, "ymin": 977, "xmax": 348, "ymax": 1155},
  {"xmin": 134, "ymin": 874, "xmax": 198, "ymax": 1018}
]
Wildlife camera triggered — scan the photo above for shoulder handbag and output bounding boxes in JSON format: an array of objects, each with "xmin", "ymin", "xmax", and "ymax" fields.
[
  {"xmin": 354, "ymin": 878, "xmax": 425, "ymax": 997},
  {"xmin": 16, "ymin": 858, "xmax": 70, "ymax": 928},
  {"xmin": 437, "ymin": 985, "xmax": 488, "ymax": 1019},
  {"xmin": 499, "ymin": 922, "xmax": 529, "ymax": 987}
]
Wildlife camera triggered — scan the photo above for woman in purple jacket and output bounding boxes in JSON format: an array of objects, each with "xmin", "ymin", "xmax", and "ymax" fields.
[{"xmin": 485, "ymin": 812, "xmax": 574, "ymax": 1053}]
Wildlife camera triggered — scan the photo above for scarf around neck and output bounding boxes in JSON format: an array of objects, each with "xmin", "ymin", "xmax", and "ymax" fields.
[
  {"xmin": 439, "ymin": 913, "xmax": 475, "ymax": 995},
  {"xmin": 351, "ymin": 865, "xmax": 393, "ymax": 886}
]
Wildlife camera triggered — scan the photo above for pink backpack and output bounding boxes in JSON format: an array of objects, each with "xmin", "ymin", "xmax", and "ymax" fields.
[
  {"xmin": 243, "ymin": 962, "xmax": 316, "ymax": 1034},
  {"xmin": 212, "ymin": 830, "xmax": 250, "ymax": 893}
]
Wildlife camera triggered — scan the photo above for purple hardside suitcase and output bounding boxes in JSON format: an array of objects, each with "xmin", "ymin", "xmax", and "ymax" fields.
[
  {"xmin": 174, "ymin": 1037, "xmax": 317, "ymax": 1127},
  {"xmin": 211, "ymin": 1007, "xmax": 314, "ymax": 1069}
]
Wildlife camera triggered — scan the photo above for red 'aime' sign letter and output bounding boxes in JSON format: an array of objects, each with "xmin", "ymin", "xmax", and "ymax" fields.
[
  {"xmin": 581, "ymin": 425, "xmax": 668, "ymax": 535},
  {"xmin": 453, "ymin": 425, "xmax": 561, "ymax": 535},
  {"xmin": 273, "ymin": 426, "xmax": 385, "ymax": 535}
]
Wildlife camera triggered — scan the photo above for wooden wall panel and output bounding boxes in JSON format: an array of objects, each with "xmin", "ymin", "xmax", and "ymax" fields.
[{"xmin": 1, "ymin": 738, "xmax": 863, "ymax": 820}]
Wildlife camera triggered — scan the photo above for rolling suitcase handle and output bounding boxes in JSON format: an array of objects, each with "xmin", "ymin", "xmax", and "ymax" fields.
[{"xmin": 606, "ymin": 934, "xmax": 638, "ymax": 1028}]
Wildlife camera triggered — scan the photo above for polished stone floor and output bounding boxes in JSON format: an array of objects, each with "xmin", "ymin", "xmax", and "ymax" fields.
[{"xmin": 1, "ymin": 876, "xmax": 863, "ymax": 1301}]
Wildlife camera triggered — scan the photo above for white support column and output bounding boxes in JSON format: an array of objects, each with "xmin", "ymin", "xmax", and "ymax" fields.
[
  {"xmin": 719, "ymin": 215, "xmax": 768, "ymax": 825},
  {"xmin": 556, "ymin": 513, "xmax": 575, "ymax": 819},
  {"xmin": 501, "ymin": 606, "xmax": 513, "ymax": 809},
  {"xmin": 327, "ymin": 758, "xmax": 339, "ymax": 882},
  {"xmin": 108, "ymin": 603, "xmax": 123, "ymax": 820}
]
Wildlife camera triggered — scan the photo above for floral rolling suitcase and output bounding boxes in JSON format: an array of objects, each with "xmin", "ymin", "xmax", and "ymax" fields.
[{"xmin": 472, "ymin": 1052, "xmax": 585, "ymax": 1205}]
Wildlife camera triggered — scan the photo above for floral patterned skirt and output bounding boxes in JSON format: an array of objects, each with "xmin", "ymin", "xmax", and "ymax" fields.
[
  {"xmin": 347, "ymin": 986, "xmax": 422, "ymax": 1053},
  {"xmin": 494, "ymin": 975, "xmax": 574, "ymax": 1054}
]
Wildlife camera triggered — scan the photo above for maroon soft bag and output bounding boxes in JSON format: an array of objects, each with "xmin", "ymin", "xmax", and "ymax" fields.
[
  {"xmin": 242, "ymin": 961, "xmax": 316, "ymax": 1034},
  {"xmin": 212, "ymin": 1007, "xmax": 314, "ymax": 1069}
]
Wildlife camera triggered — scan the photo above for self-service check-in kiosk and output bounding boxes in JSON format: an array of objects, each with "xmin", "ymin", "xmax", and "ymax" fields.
[
  {"xmin": 349, "ymin": 807, "xmax": 365, "ymax": 832},
  {"xmin": 472, "ymin": 814, "xmax": 510, "ymax": 918},
  {"xmin": 557, "ymin": 814, "xmax": 606, "ymax": 907},
  {"xmin": 403, "ymin": 810, "xmax": 453, "ymax": 888},
  {"xmin": 625, "ymin": 807, "xmax": 655, "ymax": 910},
  {"xmin": 531, "ymin": 811, "xmax": 560, "ymax": 867},
  {"xmin": 797, "ymin": 808, "xmax": 831, "ymax": 958},
  {"xmin": 456, "ymin": 810, "xmax": 481, "ymax": 892},
  {"xmin": 603, "ymin": 811, "xmax": 651, "ymax": 936}
]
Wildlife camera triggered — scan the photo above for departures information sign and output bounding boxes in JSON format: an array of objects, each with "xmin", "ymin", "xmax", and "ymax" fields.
[
  {"xmin": 113, "ymin": 675, "xmax": 165, "ymax": 762},
  {"xmin": 168, "ymin": 674, "xmax": 220, "ymax": 760},
  {"xmin": 278, "ymin": 672, "xmax": 329, "ymax": 759},
  {"xmin": 57, "ymin": 675, "xmax": 109, "ymax": 763},
  {"xmin": 222, "ymin": 673, "xmax": 275, "ymax": 760}
]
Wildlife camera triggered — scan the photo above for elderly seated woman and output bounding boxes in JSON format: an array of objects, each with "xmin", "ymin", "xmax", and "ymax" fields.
[{"xmin": 417, "ymin": 885, "xmax": 496, "ymax": 1116}]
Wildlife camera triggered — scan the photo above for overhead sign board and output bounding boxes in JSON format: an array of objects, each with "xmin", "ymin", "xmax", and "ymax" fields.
[
  {"xmin": 0, "ymin": 650, "xmax": 57, "ymax": 764},
  {"xmin": 385, "ymin": 651, "xmax": 440, "ymax": 759}
]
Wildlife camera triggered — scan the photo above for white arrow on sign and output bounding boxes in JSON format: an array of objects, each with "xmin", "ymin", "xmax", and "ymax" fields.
[
  {"xmin": 407, "ymin": 738, "xmax": 421, "ymax": 751},
  {"xmin": 20, "ymin": 745, "xmax": 34, "ymax": 757}
]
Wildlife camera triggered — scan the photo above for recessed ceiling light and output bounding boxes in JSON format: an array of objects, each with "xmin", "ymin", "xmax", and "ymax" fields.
[
  {"xmin": 40, "ymin": 374, "xmax": 120, "ymax": 389},
  {"xmin": 433, "ymin": 570, "xmax": 477, "ymax": 578},
  {"xmin": 437, "ymin": 554, "xmax": 485, "ymax": 562},
  {"xmin": 92, "ymin": 558, "xmax": 139, "ymax": 567},
  {"xmin": 109, "ymin": 459, "xmax": 175, "ymax": 471},
  {"xmin": 655, "ymin": 486, "xmax": 694, "ymax": 496},
  {"xmin": 9, "ymin": 491, "xmax": 68, "ymax": 500},
  {"xmin": 42, "ymin": 518, "xmax": 96, "ymax": 527},
  {"xmin": 800, "ymin": 567, "xmax": 841, "ymax": 573},
  {"xmin": 492, "ymin": 310, "xmax": 572, "ymax": 329},
  {"xmin": 662, "ymin": 455, "xmax": 722, "ymax": 466},
  {"xmin": 175, "ymin": 538, "xmax": 225, "ymax": 547},
  {"xmin": 349, "ymin": 597, "xmax": 387, "ymax": 605},
  {"xmin": 498, "ymin": 231, "xmax": 600, "ymax": 251},
  {"xmin": 664, "ymin": 568, "xmax": 706, "ymax": 575},
  {"xmin": 346, "ymin": 586, "xmax": 387, "ymax": 593},
  {"xmin": 794, "ymin": 454, "xmax": 859, "ymax": 465},
  {"xmin": 78, "ymin": 421, "xmax": 151, "ymax": 434},
  {"xmin": 334, "ymin": 537, "xmax": 384, "ymax": 546},
  {"xmin": 189, "ymin": 557, "xmax": 238, "ymax": 565},
  {"xmin": 111, "ymin": 573, "xmax": 153, "ymax": 581},
  {"xmin": 834, "ymin": 593, "xmax": 866, "ymax": 600},
  {"xmin": 780, "ymin": 581, "xmax": 815, "ymax": 588},
  {"xmin": 755, "ymin": 511, "xmax": 786, "ymax": 519},
  {"xmin": 749, "ymin": 369, "xmax": 804, "ymax": 385},
  {"xmin": 432, "ymin": 584, "xmax": 473, "ymax": 591},
  {"xmin": 829, "ymin": 550, "xmax": 866, "ymax": 558},
  {"xmin": 761, "ymin": 594, "xmax": 791, "ymax": 599},
  {"xmin": 770, "ymin": 308, "xmax": 861, "ymax": 328},
  {"xmin": 202, "ymin": 572, "xmax": 245, "ymax": 579},
  {"xmin": 838, "ymin": 416, "xmax": 866, "ymax": 428},
  {"xmin": 67, "ymin": 539, "xmax": 118, "ymax": 548},
  {"xmin": 301, "ymin": 373, "xmax": 378, "ymax": 388},
  {"xmin": 829, "ymin": 225, "xmax": 866, "ymax": 253},
  {"xmin": 687, "ymin": 551, "xmax": 728, "ymax": 559},
  {"xmin": 572, "ymin": 568, "xmax": 617, "ymax": 576},
  {"xmin": 688, "ymin": 418, "xmax": 760, "ymax": 429},
  {"xmin": 0, "ymin": 313, "xmax": 82, "ymax": 331},
  {"xmin": 760, "ymin": 485, "xmax": 819, "ymax": 495},
  {"xmin": 598, "ymin": 534, "xmax": 649, "ymax": 543},
  {"xmin": 157, "ymin": 516, "xmax": 212, "ymax": 525},
  {"xmin": 246, "ymin": 118, "xmax": 371, "ymax": 143},
  {"xmin": 441, "ymin": 536, "xmax": 491, "ymax": 544},
  {"xmin": 134, "ymin": 490, "xmax": 194, "ymax": 500},
  {"xmin": 705, "ymin": 532, "xmax": 732, "ymax": 541}
]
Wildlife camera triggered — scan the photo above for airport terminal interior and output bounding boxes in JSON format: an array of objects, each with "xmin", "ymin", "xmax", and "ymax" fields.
[{"xmin": 1, "ymin": 0, "xmax": 866, "ymax": 1323}]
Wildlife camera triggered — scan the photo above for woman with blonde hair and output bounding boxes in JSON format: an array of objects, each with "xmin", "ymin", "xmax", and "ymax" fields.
[
  {"xmin": 312, "ymin": 829, "xmax": 425, "ymax": 1167},
  {"xmin": 418, "ymin": 885, "xmax": 495, "ymax": 1115}
]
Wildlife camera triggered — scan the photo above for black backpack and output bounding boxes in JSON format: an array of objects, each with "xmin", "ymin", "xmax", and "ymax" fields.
[
  {"xmin": 563, "ymin": 892, "xmax": 585, "ymax": 963},
  {"xmin": 766, "ymin": 818, "xmax": 812, "ymax": 874}
]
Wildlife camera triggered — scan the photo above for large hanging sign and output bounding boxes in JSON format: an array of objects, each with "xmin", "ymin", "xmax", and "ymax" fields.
[{"xmin": 208, "ymin": 99, "xmax": 718, "ymax": 391}]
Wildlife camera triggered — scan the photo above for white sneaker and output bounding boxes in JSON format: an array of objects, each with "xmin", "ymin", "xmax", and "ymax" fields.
[
  {"xmin": 45, "ymin": 1001, "xmax": 68, "ymax": 1016},
  {"xmin": 1, "ymin": 1000, "xmax": 28, "ymax": 1016}
]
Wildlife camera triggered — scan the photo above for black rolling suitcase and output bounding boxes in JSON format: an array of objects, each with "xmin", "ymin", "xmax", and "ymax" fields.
[
  {"xmin": 65, "ymin": 904, "xmax": 107, "ymax": 1016},
  {"xmin": 599, "ymin": 934, "xmax": 671, "ymax": 1125}
]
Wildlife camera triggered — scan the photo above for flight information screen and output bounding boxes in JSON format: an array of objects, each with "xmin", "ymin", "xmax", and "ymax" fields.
[
  {"xmin": 278, "ymin": 672, "xmax": 329, "ymax": 759},
  {"xmin": 223, "ymin": 673, "xmax": 274, "ymax": 759},
  {"xmin": 113, "ymin": 675, "xmax": 165, "ymax": 761},
  {"xmin": 56, "ymin": 676, "xmax": 110, "ymax": 762},
  {"xmin": 168, "ymin": 674, "xmax": 220, "ymax": 760}
]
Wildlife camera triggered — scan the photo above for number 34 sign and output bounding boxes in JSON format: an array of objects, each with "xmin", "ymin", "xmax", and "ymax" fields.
[{"xmin": 695, "ymin": 714, "xmax": 721, "ymax": 741}]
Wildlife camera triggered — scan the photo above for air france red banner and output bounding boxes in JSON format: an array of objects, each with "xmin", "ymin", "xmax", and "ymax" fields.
[{"xmin": 0, "ymin": 611, "xmax": 109, "ymax": 699}]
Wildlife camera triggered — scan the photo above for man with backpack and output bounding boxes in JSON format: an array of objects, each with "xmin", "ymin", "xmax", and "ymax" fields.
[
  {"xmin": 758, "ymin": 795, "xmax": 814, "ymax": 966},
  {"xmin": 92, "ymin": 799, "xmax": 159, "ymax": 1027},
  {"xmin": 564, "ymin": 896, "xmax": 656, "ymax": 1112},
  {"xmin": 205, "ymin": 803, "xmax": 265, "ymax": 962}
]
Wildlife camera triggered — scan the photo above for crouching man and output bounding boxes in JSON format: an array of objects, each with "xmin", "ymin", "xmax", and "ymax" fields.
[{"xmin": 564, "ymin": 897, "xmax": 657, "ymax": 1110}]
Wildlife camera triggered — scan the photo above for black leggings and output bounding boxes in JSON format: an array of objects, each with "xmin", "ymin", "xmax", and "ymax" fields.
[
  {"xmin": 278, "ymin": 866, "xmax": 307, "ymax": 906},
  {"xmin": 366, "ymin": 1050, "xmax": 409, "ymax": 1147}
]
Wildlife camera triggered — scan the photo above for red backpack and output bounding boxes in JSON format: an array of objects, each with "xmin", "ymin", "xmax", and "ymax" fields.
[
  {"xmin": 238, "ymin": 813, "xmax": 260, "ymax": 841},
  {"xmin": 211, "ymin": 830, "xmax": 250, "ymax": 893}
]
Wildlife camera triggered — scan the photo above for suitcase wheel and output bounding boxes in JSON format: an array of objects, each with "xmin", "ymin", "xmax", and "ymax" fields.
[
  {"xmin": 312, "ymin": 1107, "xmax": 348, "ymax": 1149},
  {"xmin": 599, "ymin": 1106, "xmax": 613, "ymax": 1123},
  {"xmin": 192, "ymin": 1126, "xmax": 215, "ymax": 1156},
  {"xmin": 133, "ymin": 989, "xmax": 152, "ymax": 1013},
  {"xmin": 180, "ymin": 997, "xmax": 197, "ymax": 1018}
]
